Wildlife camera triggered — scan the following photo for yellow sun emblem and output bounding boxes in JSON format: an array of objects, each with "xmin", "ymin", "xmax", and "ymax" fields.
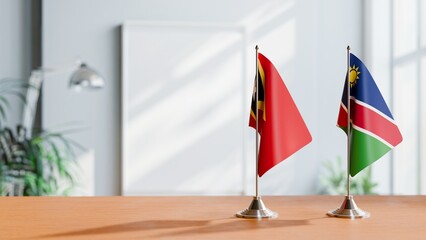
[{"xmin": 349, "ymin": 64, "xmax": 360, "ymax": 87}]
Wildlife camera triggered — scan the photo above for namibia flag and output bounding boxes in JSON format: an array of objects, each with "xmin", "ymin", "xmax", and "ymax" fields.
[
  {"xmin": 337, "ymin": 53, "xmax": 403, "ymax": 177},
  {"xmin": 249, "ymin": 53, "xmax": 312, "ymax": 177}
]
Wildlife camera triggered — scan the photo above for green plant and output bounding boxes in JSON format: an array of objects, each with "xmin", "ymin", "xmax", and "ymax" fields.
[
  {"xmin": 0, "ymin": 125, "xmax": 82, "ymax": 196},
  {"xmin": 0, "ymin": 78, "xmax": 80, "ymax": 196},
  {"xmin": 318, "ymin": 156, "xmax": 378, "ymax": 195}
]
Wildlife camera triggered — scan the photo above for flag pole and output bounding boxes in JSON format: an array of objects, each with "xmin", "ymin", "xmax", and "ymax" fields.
[
  {"xmin": 236, "ymin": 45, "xmax": 277, "ymax": 219},
  {"xmin": 326, "ymin": 46, "xmax": 369, "ymax": 219},
  {"xmin": 255, "ymin": 45, "xmax": 260, "ymax": 198},
  {"xmin": 346, "ymin": 45, "xmax": 351, "ymax": 198}
]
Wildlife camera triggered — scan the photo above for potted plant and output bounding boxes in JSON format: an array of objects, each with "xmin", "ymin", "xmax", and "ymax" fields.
[
  {"xmin": 318, "ymin": 156, "xmax": 378, "ymax": 195},
  {"xmin": 0, "ymin": 79, "xmax": 80, "ymax": 196}
]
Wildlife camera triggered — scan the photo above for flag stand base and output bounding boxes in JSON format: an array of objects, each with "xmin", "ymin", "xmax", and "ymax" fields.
[
  {"xmin": 327, "ymin": 195, "xmax": 370, "ymax": 219},
  {"xmin": 236, "ymin": 196, "xmax": 277, "ymax": 219}
]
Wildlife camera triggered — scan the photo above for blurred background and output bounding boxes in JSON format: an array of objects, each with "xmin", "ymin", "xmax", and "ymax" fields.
[{"xmin": 0, "ymin": 0, "xmax": 424, "ymax": 196}]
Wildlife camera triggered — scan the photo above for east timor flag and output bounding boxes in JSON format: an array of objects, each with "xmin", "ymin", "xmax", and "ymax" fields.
[
  {"xmin": 249, "ymin": 53, "xmax": 312, "ymax": 177},
  {"xmin": 337, "ymin": 53, "xmax": 403, "ymax": 177}
]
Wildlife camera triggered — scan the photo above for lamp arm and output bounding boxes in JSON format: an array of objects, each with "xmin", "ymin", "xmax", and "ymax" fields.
[
  {"xmin": 22, "ymin": 72, "xmax": 43, "ymax": 137},
  {"xmin": 22, "ymin": 59, "xmax": 104, "ymax": 136},
  {"xmin": 32, "ymin": 59, "xmax": 82, "ymax": 77},
  {"xmin": 21, "ymin": 60, "xmax": 82, "ymax": 136}
]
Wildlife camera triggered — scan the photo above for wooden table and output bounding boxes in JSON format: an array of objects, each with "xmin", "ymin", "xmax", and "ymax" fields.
[{"xmin": 0, "ymin": 196, "xmax": 425, "ymax": 239}]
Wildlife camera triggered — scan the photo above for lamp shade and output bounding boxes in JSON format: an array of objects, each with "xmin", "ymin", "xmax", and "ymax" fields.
[{"xmin": 69, "ymin": 63, "xmax": 105, "ymax": 90}]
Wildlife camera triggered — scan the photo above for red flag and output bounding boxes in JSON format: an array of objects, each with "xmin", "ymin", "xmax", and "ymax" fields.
[{"xmin": 249, "ymin": 53, "xmax": 312, "ymax": 177}]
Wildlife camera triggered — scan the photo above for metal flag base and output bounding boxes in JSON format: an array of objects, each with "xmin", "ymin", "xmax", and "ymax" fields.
[
  {"xmin": 236, "ymin": 196, "xmax": 278, "ymax": 219},
  {"xmin": 327, "ymin": 195, "xmax": 370, "ymax": 219}
]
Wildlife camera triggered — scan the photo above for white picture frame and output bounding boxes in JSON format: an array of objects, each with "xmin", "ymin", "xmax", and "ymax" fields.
[{"xmin": 121, "ymin": 21, "xmax": 248, "ymax": 195}]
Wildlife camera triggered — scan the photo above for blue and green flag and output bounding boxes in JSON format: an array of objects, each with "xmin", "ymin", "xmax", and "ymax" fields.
[{"xmin": 337, "ymin": 53, "xmax": 403, "ymax": 176}]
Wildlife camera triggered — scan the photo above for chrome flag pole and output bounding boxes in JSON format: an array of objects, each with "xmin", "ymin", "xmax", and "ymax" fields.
[
  {"xmin": 236, "ymin": 45, "xmax": 277, "ymax": 219},
  {"xmin": 327, "ymin": 46, "xmax": 369, "ymax": 219},
  {"xmin": 255, "ymin": 44, "xmax": 260, "ymax": 199}
]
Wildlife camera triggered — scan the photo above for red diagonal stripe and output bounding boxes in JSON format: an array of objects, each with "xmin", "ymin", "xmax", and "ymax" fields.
[
  {"xmin": 337, "ymin": 104, "xmax": 348, "ymax": 128},
  {"xmin": 351, "ymin": 101, "xmax": 402, "ymax": 146}
]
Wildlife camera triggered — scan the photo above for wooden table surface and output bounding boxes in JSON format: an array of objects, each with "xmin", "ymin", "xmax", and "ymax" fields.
[{"xmin": 1, "ymin": 195, "xmax": 425, "ymax": 239}]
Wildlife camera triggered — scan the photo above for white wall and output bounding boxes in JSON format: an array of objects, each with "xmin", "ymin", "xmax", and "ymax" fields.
[
  {"xmin": 0, "ymin": 0, "xmax": 32, "ymax": 127},
  {"xmin": 43, "ymin": 0, "xmax": 363, "ymax": 195}
]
